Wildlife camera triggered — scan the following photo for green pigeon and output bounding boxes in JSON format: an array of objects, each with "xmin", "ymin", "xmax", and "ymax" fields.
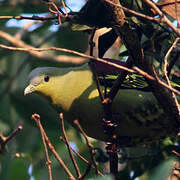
[{"xmin": 24, "ymin": 63, "xmax": 179, "ymax": 146}]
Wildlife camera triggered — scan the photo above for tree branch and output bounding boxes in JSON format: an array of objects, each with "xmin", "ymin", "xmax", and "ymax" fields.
[
  {"xmin": 103, "ymin": 0, "xmax": 180, "ymax": 126},
  {"xmin": 0, "ymin": 125, "xmax": 23, "ymax": 153},
  {"xmin": 32, "ymin": 114, "xmax": 76, "ymax": 180},
  {"xmin": 59, "ymin": 113, "xmax": 81, "ymax": 178},
  {"xmin": 0, "ymin": 30, "xmax": 87, "ymax": 64}
]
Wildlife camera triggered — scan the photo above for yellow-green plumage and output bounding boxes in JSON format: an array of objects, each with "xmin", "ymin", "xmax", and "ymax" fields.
[{"xmin": 24, "ymin": 64, "xmax": 179, "ymax": 146}]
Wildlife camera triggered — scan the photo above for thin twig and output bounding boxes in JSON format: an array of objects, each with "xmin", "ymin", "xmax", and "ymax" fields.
[
  {"xmin": 59, "ymin": 113, "xmax": 81, "ymax": 178},
  {"xmin": 33, "ymin": 114, "xmax": 53, "ymax": 180},
  {"xmin": 46, "ymin": 0, "xmax": 68, "ymax": 17},
  {"xmin": 60, "ymin": 137, "xmax": 88, "ymax": 163},
  {"xmin": 0, "ymin": 31, "xmax": 86, "ymax": 64},
  {"xmin": 32, "ymin": 114, "xmax": 76, "ymax": 180},
  {"xmin": 73, "ymin": 120, "xmax": 99, "ymax": 176},
  {"xmin": 3, "ymin": 125, "xmax": 23, "ymax": 144},
  {"xmin": 0, "ymin": 125, "xmax": 23, "ymax": 153},
  {"xmin": 0, "ymin": 43, "xmax": 134, "ymax": 72},
  {"xmin": 172, "ymin": 150, "xmax": 180, "ymax": 158},
  {"xmin": 163, "ymin": 37, "xmax": 180, "ymax": 120},
  {"xmin": 167, "ymin": 48, "xmax": 180, "ymax": 76},
  {"xmin": 133, "ymin": 66, "xmax": 180, "ymax": 96},
  {"xmin": 104, "ymin": 0, "xmax": 158, "ymax": 22},
  {"xmin": 104, "ymin": 0, "xmax": 180, "ymax": 36},
  {"xmin": 164, "ymin": 37, "xmax": 180, "ymax": 77},
  {"xmin": 59, "ymin": 136, "xmax": 104, "ymax": 177},
  {"xmin": 0, "ymin": 43, "xmax": 179, "ymax": 97},
  {"xmin": 0, "ymin": 15, "xmax": 57, "ymax": 21},
  {"xmin": 143, "ymin": 0, "xmax": 180, "ymax": 36},
  {"xmin": 47, "ymin": 1, "xmax": 68, "ymax": 25}
]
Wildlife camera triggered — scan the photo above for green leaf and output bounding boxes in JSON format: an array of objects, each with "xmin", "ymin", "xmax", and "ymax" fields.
[
  {"xmin": 0, "ymin": 69, "xmax": 9, "ymax": 83},
  {"xmin": 56, "ymin": 25, "xmax": 88, "ymax": 54},
  {"xmin": 71, "ymin": 24, "xmax": 92, "ymax": 31},
  {"xmin": 150, "ymin": 158, "xmax": 177, "ymax": 180},
  {"xmin": 90, "ymin": 174, "xmax": 113, "ymax": 180},
  {"xmin": 9, "ymin": 156, "xmax": 30, "ymax": 180},
  {"xmin": 0, "ymin": 150, "xmax": 31, "ymax": 180}
]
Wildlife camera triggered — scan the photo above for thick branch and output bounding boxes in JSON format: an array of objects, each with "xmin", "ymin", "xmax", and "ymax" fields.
[{"xmin": 103, "ymin": 0, "xmax": 180, "ymax": 125}]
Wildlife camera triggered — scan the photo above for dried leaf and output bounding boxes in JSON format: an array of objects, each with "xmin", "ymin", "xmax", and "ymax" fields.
[
  {"xmin": 98, "ymin": 29, "xmax": 118, "ymax": 58},
  {"xmin": 157, "ymin": 0, "xmax": 180, "ymax": 20}
]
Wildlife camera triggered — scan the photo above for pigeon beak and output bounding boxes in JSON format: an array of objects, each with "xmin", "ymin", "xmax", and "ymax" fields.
[{"xmin": 24, "ymin": 84, "xmax": 35, "ymax": 95}]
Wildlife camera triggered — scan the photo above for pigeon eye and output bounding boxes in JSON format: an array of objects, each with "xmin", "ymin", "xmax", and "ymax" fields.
[{"xmin": 44, "ymin": 75, "xmax": 49, "ymax": 82}]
